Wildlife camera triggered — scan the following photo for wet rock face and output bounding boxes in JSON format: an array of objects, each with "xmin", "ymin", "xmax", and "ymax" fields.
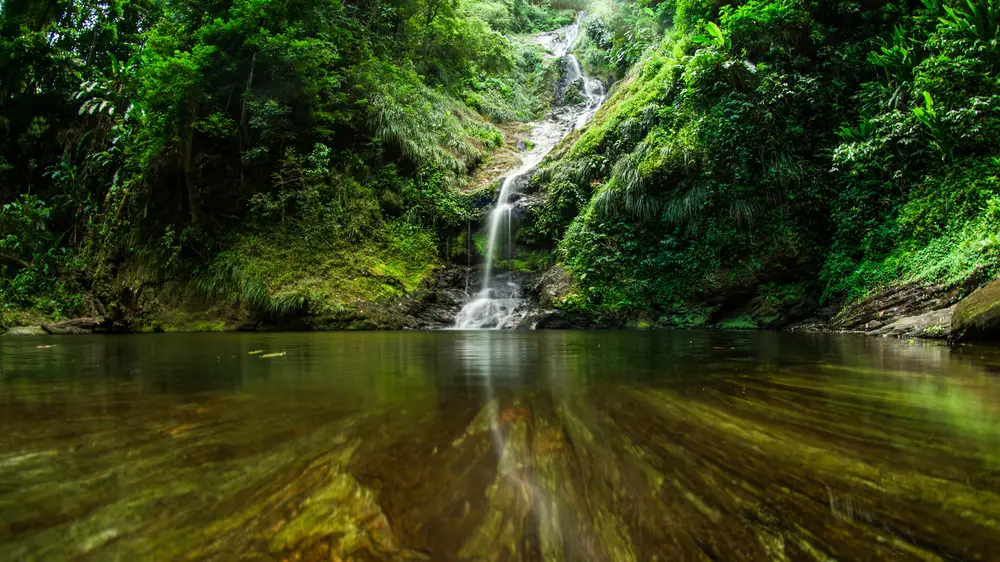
[
  {"xmin": 952, "ymin": 277, "xmax": 1000, "ymax": 341},
  {"xmin": 830, "ymin": 282, "xmax": 961, "ymax": 333},
  {"xmin": 872, "ymin": 306, "xmax": 954, "ymax": 339},
  {"xmin": 534, "ymin": 265, "xmax": 572, "ymax": 308},
  {"xmin": 322, "ymin": 267, "xmax": 474, "ymax": 330},
  {"xmin": 562, "ymin": 78, "xmax": 586, "ymax": 105},
  {"xmin": 518, "ymin": 309, "xmax": 595, "ymax": 329},
  {"xmin": 809, "ymin": 275, "xmax": 991, "ymax": 338},
  {"xmin": 398, "ymin": 267, "xmax": 476, "ymax": 329},
  {"xmin": 513, "ymin": 266, "xmax": 584, "ymax": 329}
]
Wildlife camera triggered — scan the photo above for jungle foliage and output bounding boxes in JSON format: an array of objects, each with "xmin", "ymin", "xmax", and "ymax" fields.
[
  {"xmin": 524, "ymin": 0, "xmax": 1000, "ymax": 324},
  {"xmin": 0, "ymin": 0, "xmax": 579, "ymax": 323},
  {"xmin": 5, "ymin": 0, "xmax": 1000, "ymax": 329}
]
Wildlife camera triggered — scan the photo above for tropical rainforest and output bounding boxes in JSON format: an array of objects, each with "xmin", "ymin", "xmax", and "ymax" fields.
[{"xmin": 2, "ymin": 0, "xmax": 1000, "ymax": 331}]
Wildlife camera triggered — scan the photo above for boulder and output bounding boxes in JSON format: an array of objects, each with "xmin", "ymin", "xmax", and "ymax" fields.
[
  {"xmin": 5, "ymin": 326, "xmax": 47, "ymax": 336},
  {"xmin": 535, "ymin": 265, "xmax": 572, "ymax": 308},
  {"xmin": 952, "ymin": 278, "xmax": 1000, "ymax": 341},
  {"xmin": 520, "ymin": 309, "xmax": 580, "ymax": 330},
  {"xmin": 871, "ymin": 306, "xmax": 953, "ymax": 339}
]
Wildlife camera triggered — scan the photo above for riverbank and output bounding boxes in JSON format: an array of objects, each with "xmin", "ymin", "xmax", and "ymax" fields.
[
  {"xmin": 457, "ymin": 268, "xmax": 997, "ymax": 342},
  {"xmin": 5, "ymin": 267, "xmax": 1000, "ymax": 343}
]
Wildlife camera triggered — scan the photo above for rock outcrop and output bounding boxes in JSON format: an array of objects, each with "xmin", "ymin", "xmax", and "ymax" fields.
[
  {"xmin": 4, "ymin": 326, "xmax": 47, "ymax": 336},
  {"xmin": 42, "ymin": 316, "xmax": 111, "ymax": 335},
  {"xmin": 871, "ymin": 306, "xmax": 954, "ymax": 339},
  {"xmin": 952, "ymin": 278, "xmax": 1000, "ymax": 341},
  {"xmin": 830, "ymin": 282, "xmax": 965, "ymax": 333},
  {"xmin": 534, "ymin": 265, "xmax": 572, "ymax": 308},
  {"xmin": 5, "ymin": 316, "xmax": 112, "ymax": 336}
]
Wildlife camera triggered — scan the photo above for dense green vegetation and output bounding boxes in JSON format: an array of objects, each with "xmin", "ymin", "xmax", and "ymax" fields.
[
  {"xmin": 3, "ymin": 0, "xmax": 1000, "ymax": 330},
  {"xmin": 0, "ymin": 0, "xmax": 578, "ymax": 327},
  {"xmin": 524, "ymin": 0, "xmax": 1000, "ymax": 326}
]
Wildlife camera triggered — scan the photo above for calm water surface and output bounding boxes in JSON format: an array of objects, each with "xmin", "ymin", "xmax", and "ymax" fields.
[{"xmin": 1, "ymin": 331, "xmax": 1000, "ymax": 561}]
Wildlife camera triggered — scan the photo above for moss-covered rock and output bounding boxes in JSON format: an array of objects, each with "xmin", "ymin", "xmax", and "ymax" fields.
[
  {"xmin": 952, "ymin": 278, "xmax": 1000, "ymax": 341},
  {"xmin": 535, "ymin": 264, "xmax": 573, "ymax": 307},
  {"xmin": 4, "ymin": 326, "xmax": 47, "ymax": 336}
]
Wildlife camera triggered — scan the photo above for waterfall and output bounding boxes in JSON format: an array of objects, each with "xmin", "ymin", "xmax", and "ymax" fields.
[{"xmin": 453, "ymin": 13, "xmax": 605, "ymax": 330}]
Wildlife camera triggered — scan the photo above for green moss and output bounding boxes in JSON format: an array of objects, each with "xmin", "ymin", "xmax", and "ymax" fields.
[
  {"xmin": 716, "ymin": 316, "xmax": 758, "ymax": 330},
  {"xmin": 668, "ymin": 309, "xmax": 712, "ymax": 328},
  {"xmin": 472, "ymin": 233, "xmax": 488, "ymax": 257},
  {"xmin": 507, "ymin": 249, "xmax": 554, "ymax": 272},
  {"xmin": 198, "ymin": 217, "xmax": 438, "ymax": 319},
  {"xmin": 953, "ymin": 278, "xmax": 1000, "ymax": 339},
  {"xmin": 192, "ymin": 320, "xmax": 227, "ymax": 332},
  {"xmin": 135, "ymin": 308, "xmax": 241, "ymax": 333}
]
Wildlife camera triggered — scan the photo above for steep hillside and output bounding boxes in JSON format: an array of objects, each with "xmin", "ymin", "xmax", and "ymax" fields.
[
  {"xmin": 0, "ymin": 0, "xmax": 579, "ymax": 329},
  {"xmin": 524, "ymin": 0, "xmax": 1000, "ymax": 333}
]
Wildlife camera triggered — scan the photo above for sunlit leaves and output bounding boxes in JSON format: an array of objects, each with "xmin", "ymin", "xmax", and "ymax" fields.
[{"xmin": 692, "ymin": 21, "xmax": 730, "ymax": 51}]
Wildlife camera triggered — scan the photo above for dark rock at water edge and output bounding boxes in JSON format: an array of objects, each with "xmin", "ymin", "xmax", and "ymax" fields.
[
  {"xmin": 517, "ymin": 308, "xmax": 598, "ymax": 329},
  {"xmin": 788, "ymin": 273, "xmax": 992, "ymax": 340},
  {"xmin": 5, "ymin": 316, "xmax": 111, "ymax": 336},
  {"xmin": 829, "ymin": 281, "xmax": 970, "ymax": 334},
  {"xmin": 871, "ymin": 307, "xmax": 954, "ymax": 339},
  {"xmin": 398, "ymin": 266, "xmax": 475, "ymax": 329},
  {"xmin": 43, "ymin": 316, "xmax": 112, "ymax": 335},
  {"xmin": 952, "ymin": 277, "xmax": 1000, "ymax": 341},
  {"xmin": 4, "ymin": 326, "xmax": 48, "ymax": 336},
  {"xmin": 320, "ymin": 266, "xmax": 475, "ymax": 330}
]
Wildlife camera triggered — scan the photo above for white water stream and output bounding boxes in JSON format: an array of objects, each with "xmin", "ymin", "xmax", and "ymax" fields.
[{"xmin": 454, "ymin": 13, "xmax": 605, "ymax": 329}]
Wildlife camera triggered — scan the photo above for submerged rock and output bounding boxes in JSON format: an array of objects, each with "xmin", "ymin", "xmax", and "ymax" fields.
[{"xmin": 952, "ymin": 277, "xmax": 1000, "ymax": 341}]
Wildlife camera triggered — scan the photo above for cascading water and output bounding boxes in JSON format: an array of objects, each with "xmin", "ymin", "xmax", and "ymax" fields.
[{"xmin": 453, "ymin": 13, "xmax": 605, "ymax": 330}]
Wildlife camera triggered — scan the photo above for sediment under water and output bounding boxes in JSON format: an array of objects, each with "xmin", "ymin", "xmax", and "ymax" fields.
[{"xmin": 1, "ymin": 331, "xmax": 999, "ymax": 560}]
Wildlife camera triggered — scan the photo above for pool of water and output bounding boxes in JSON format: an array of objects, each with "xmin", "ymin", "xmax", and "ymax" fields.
[{"xmin": 1, "ymin": 331, "xmax": 999, "ymax": 560}]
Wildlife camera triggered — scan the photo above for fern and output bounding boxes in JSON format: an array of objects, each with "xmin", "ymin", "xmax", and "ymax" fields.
[
  {"xmin": 939, "ymin": 0, "xmax": 1000, "ymax": 43},
  {"xmin": 593, "ymin": 142, "xmax": 665, "ymax": 221},
  {"xmin": 912, "ymin": 91, "xmax": 952, "ymax": 161},
  {"xmin": 868, "ymin": 26, "xmax": 920, "ymax": 109},
  {"xmin": 662, "ymin": 183, "xmax": 710, "ymax": 228},
  {"xmin": 195, "ymin": 255, "xmax": 308, "ymax": 316}
]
